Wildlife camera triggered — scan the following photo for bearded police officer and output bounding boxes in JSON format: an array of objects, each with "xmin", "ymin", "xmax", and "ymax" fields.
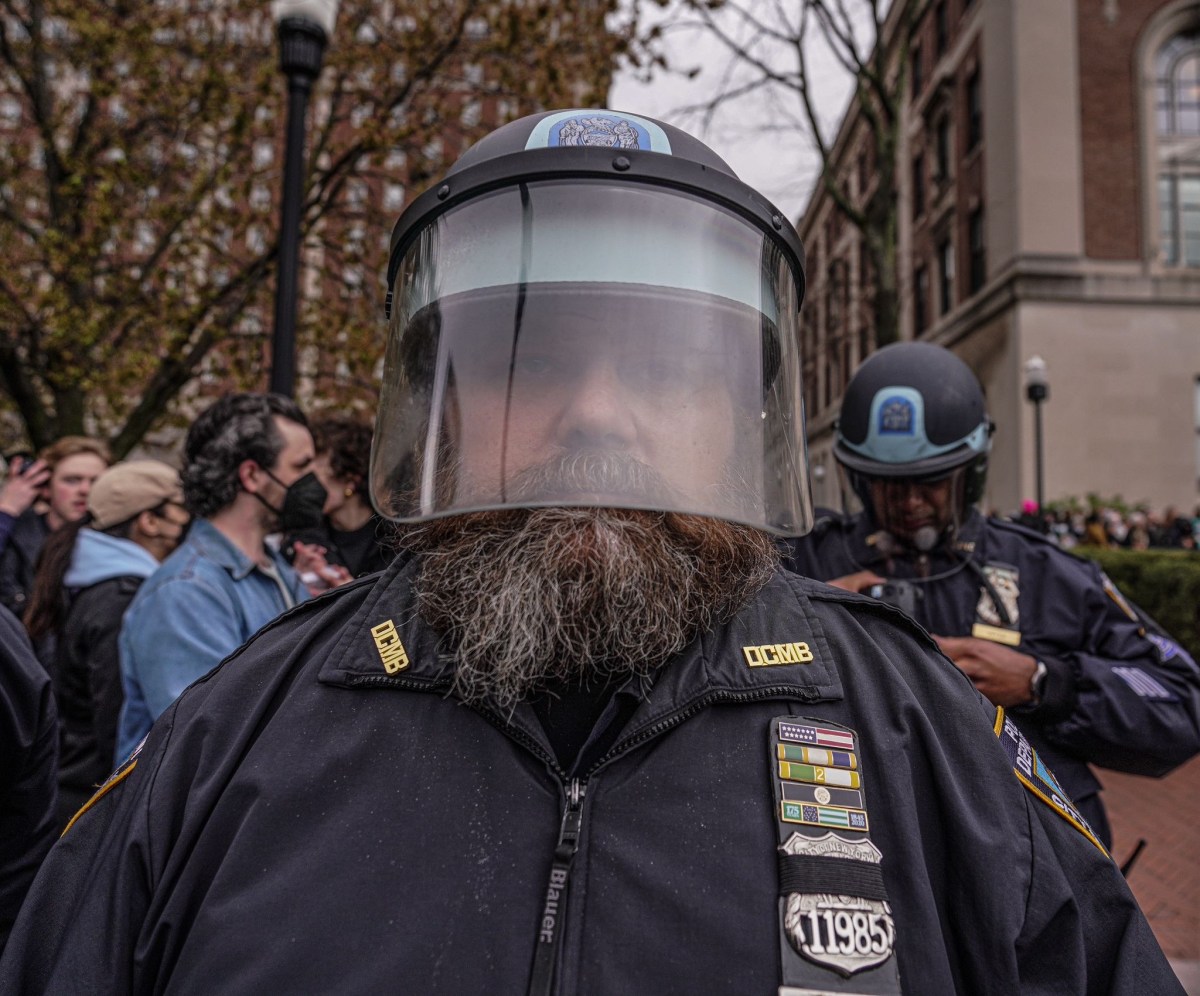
[
  {"xmin": 784, "ymin": 341, "xmax": 1200, "ymax": 851},
  {"xmin": 0, "ymin": 112, "xmax": 1182, "ymax": 995}
]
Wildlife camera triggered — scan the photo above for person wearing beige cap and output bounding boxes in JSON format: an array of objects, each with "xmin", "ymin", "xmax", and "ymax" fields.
[{"xmin": 24, "ymin": 460, "xmax": 190, "ymax": 827}]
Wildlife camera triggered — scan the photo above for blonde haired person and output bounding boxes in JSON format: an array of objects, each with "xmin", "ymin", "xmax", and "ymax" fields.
[{"xmin": 0, "ymin": 437, "xmax": 110, "ymax": 617}]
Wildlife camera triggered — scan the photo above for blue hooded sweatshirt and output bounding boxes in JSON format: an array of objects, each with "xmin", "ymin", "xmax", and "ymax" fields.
[{"xmin": 64, "ymin": 530, "xmax": 159, "ymax": 590}]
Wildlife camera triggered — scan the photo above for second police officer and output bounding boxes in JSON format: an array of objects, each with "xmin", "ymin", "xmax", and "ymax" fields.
[{"xmin": 784, "ymin": 341, "xmax": 1200, "ymax": 850}]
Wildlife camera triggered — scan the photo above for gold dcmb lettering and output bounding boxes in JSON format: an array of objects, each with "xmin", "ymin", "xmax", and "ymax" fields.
[
  {"xmin": 743, "ymin": 642, "xmax": 814, "ymax": 667},
  {"xmin": 371, "ymin": 619, "xmax": 410, "ymax": 674}
]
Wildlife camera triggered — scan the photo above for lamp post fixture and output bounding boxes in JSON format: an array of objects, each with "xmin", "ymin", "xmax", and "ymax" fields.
[
  {"xmin": 269, "ymin": 0, "xmax": 339, "ymax": 397},
  {"xmin": 1023, "ymin": 355, "xmax": 1049, "ymax": 517}
]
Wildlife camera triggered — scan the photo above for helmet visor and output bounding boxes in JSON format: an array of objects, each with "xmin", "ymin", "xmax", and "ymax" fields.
[
  {"xmin": 842, "ymin": 464, "xmax": 970, "ymax": 558},
  {"xmin": 372, "ymin": 179, "xmax": 811, "ymax": 535}
]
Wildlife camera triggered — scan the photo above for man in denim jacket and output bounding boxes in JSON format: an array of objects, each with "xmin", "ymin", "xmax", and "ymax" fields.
[{"xmin": 115, "ymin": 393, "xmax": 321, "ymax": 762}]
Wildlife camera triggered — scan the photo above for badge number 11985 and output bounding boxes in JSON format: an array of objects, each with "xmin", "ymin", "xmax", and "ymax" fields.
[{"xmin": 784, "ymin": 894, "xmax": 895, "ymax": 976}]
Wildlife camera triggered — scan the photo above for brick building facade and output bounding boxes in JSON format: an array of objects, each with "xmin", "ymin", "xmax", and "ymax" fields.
[{"xmin": 802, "ymin": 0, "xmax": 1200, "ymax": 516}]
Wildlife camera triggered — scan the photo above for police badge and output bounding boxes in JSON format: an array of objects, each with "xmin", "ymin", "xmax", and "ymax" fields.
[
  {"xmin": 971, "ymin": 562, "xmax": 1022, "ymax": 646},
  {"xmin": 780, "ymin": 834, "xmax": 896, "ymax": 977},
  {"xmin": 770, "ymin": 717, "xmax": 901, "ymax": 995}
]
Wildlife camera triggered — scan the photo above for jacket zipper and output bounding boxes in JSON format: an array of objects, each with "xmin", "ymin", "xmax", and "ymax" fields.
[
  {"xmin": 527, "ymin": 777, "xmax": 587, "ymax": 996},
  {"xmin": 531, "ymin": 688, "xmax": 812, "ymax": 995},
  {"xmin": 349, "ymin": 674, "xmax": 818, "ymax": 995}
]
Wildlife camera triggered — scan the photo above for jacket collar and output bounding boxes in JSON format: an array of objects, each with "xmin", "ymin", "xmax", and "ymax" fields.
[
  {"xmin": 318, "ymin": 554, "xmax": 845, "ymax": 754},
  {"xmin": 185, "ymin": 518, "xmax": 280, "ymax": 581}
]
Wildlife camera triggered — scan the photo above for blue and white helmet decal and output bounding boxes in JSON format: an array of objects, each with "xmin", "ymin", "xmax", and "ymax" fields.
[
  {"xmin": 844, "ymin": 386, "xmax": 991, "ymax": 465},
  {"xmin": 525, "ymin": 110, "xmax": 673, "ymax": 154},
  {"xmin": 878, "ymin": 395, "xmax": 916, "ymax": 435}
]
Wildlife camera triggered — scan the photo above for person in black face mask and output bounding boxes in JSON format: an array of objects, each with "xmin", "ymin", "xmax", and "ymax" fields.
[
  {"xmin": 258, "ymin": 467, "xmax": 328, "ymax": 533},
  {"xmin": 113, "ymin": 393, "xmax": 321, "ymax": 764},
  {"xmin": 282, "ymin": 415, "xmax": 395, "ymax": 591},
  {"xmin": 262, "ymin": 468, "xmax": 355, "ymax": 596}
]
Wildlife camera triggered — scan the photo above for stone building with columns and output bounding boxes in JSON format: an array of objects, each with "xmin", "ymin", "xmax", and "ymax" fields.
[{"xmin": 801, "ymin": 0, "xmax": 1200, "ymax": 517}]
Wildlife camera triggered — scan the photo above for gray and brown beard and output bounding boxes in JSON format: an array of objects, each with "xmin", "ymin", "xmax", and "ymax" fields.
[{"xmin": 401, "ymin": 506, "xmax": 778, "ymax": 711}]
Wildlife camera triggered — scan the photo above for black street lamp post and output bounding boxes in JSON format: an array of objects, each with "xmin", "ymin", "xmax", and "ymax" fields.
[
  {"xmin": 1023, "ymin": 355, "xmax": 1049, "ymax": 515},
  {"xmin": 269, "ymin": 0, "xmax": 339, "ymax": 397}
]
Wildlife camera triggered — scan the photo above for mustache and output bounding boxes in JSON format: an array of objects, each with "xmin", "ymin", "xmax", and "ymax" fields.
[{"xmin": 503, "ymin": 451, "xmax": 685, "ymax": 507}]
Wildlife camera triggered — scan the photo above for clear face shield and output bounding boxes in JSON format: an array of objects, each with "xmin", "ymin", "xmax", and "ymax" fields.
[
  {"xmin": 844, "ymin": 464, "xmax": 970, "ymax": 560},
  {"xmin": 372, "ymin": 179, "xmax": 812, "ymax": 535}
]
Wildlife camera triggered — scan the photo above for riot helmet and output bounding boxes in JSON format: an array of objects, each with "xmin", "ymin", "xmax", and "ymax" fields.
[
  {"xmin": 372, "ymin": 109, "xmax": 812, "ymax": 535},
  {"xmin": 834, "ymin": 342, "xmax": 992, "ymax": 552}
]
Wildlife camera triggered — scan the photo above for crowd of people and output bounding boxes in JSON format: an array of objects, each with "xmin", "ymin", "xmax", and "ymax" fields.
[
  {"xmin": 0, "ymin": 108, "xmax": 1195, "ymax": 993},
  {"xmin": 1011, "ymin": 501, "xmax": 1200, "ymax": 551},
  {"xmin": 0, "ymin": 404, "xmax": 395, "ymax": 873}
]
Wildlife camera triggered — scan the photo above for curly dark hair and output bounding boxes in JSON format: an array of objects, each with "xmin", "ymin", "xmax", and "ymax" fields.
[
  {"xmin": 312, "ymin": 415, "xmax": 373, "ymax": 487},
  {"xmin": 182, "ymin": 393, "xmax": 308, "ymax": 518}
]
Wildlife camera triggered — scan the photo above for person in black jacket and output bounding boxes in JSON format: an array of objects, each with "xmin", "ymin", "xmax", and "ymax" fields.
[
  {"xmin": 23, "ymin": 461, "xmax": 189, "ymax": 827},
  {"xmin": 0, "ymin": 110, "xmax": 1183, "ymax": 995},
  {"xmin": 0, "ymin": 605, "xmax": 57, "ymax": 959},
  {"xmin": 782, "ymin": 342, "xmax": 1200, "ymax": 851}
]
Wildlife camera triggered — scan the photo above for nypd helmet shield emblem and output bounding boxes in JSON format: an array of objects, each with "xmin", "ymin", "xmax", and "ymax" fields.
[
  {"xmin": 553, "ymin": 115, "xmax": 641, "ymax": 148},
  {"xmin": 878, "ymin": 396, "xmax": 915, "ymax": 435},
  {"xmin": 524, "ymin": 110, "xmax": 672, "ymax": 154}
]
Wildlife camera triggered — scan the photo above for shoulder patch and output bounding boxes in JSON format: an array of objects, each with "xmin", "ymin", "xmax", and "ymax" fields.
[
  {"xmin": 61, "ymin": 742, "xmax": 142, "ymax": 837},
  {"xmin": 1100, "ymin": 573, "xmax": 1140, "ymax": 623},
  {"xmin": 1146, "ymin": 632, "xmax": 1200, "ymax": 675},
  {"xmin": 993, "ymin": 708, "xmax": 1108, "ymax": 858}
]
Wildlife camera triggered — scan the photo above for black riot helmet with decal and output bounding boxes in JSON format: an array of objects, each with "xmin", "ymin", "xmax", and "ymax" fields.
[
  {"xmin": 371, "ymin": 109, "xmax": 812, "ymax": 535},
  {"xmin": 833, "ymin": 342, "xmax": 994, "ymax": 554}
]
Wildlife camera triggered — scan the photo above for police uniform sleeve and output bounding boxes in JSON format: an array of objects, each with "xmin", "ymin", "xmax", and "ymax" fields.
[
  {"xmin": 1013, "ymin": 767, "xmax": 1184, "ymax": 993},
  {"xmin": 1024, "ymin": 556, "xmax": 1200, "ymax": 776},
  {"xmin": 0, "ymin": 710, "xmax": 168, "ymax": 992},
  {"xmin": 0, "ymin": 607, "xmax": 58, "ymax": 957},
  {"xmin": 0, "ymin": 580, "xmax": 351, "ymax": 991}
]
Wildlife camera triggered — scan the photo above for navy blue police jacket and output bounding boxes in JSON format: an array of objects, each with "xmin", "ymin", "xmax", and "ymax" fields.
[
  {"xmin": 0, "ymin": 553, "xmax": 1182, "ymax": 994},
  {"xmin": 784, "ymin": 509, "xmax": 1200, "ymax": 849},
  {"xmin": 0, "ymin": 606, "xmax": 58, "ymax": 959}
]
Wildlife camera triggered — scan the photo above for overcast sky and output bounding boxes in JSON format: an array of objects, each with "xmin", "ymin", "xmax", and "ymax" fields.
[{"xmin": 608, "ymin": 5, "xmax": 862, "ymax": 223}]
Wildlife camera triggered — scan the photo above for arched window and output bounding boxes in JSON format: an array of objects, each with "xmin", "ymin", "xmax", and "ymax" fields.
[
  {"xmin": 1156, "ymin": 29, "xmax": 1200, "ymax": 135},
  {"xmin": 1153, "ymin": 22, "xmax": 1200, "ymax": 267}
]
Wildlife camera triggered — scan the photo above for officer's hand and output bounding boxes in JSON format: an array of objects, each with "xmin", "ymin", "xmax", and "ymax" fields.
[
  {"xmin": 932, "ymin": 635, "xmax": 1039, "ymax": 707},
  {"xmin": 826, "ymin": 570, "xmax": 887, "ymax": 594}
]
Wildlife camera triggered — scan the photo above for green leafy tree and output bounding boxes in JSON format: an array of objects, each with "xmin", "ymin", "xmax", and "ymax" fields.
[{"xmin": 0, "ymin": 0, "xmax": 635, "ymax": 454}]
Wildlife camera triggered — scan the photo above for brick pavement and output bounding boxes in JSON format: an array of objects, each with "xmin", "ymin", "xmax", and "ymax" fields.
[{"xmin": 1102, "ymin": 755, "xmax": 1200, "ymax": 992}]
